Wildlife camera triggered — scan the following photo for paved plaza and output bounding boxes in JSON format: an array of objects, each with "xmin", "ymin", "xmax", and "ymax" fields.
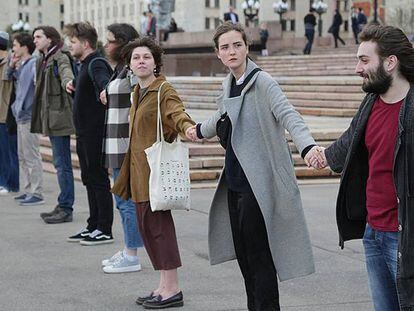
[{"xmin": 0, "ymin": 172, "xmax": 374, "ymax": 311}]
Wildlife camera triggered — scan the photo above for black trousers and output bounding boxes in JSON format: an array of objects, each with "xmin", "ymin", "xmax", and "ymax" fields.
[
  {"xmin": 76, "ymin": 136, "xmax": 113, "ymax": 235},
  {"xmin": 227, "ymin": 189, "xmax": 280, "ymax": 311},
  {"xmin": 332, "ymin": 31, "xmax": 346, "ymax": 48}
]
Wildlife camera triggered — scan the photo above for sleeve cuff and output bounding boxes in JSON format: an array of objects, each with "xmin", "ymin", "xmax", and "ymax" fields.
[
  {"xmin": 301, "ymin": 144, "xmax": 316, "ymax": 159},
  {"xmin": 196, "ymin": 123, "xmax": 204, "ymax": 139}
]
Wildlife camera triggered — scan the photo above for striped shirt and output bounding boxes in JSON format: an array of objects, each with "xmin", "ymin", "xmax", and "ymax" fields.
[{"xmin": 103, "ymin": 66, "xmax": 133, "ymax": 168}]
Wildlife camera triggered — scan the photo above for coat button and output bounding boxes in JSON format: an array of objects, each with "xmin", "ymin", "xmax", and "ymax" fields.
[
  {"xmin": 398, "ymin": 252, "xmax": 402, "ymax": 259},
  {"xmin": 398, "ymin": 224, "xmax": 402, "ymax": 232},
  {"xmin": 397, "ymin": 197, "xmax": 400, "ymax": 204}
]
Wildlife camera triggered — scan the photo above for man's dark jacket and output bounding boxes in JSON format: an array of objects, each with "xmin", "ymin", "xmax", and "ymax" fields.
[
  {"xmin": 325, "ymin": 87, "xmax": 414, "ymax": 310},
  {"xmin": 73, "ymin": 51, "xmax": 112, "ymax": 137}
]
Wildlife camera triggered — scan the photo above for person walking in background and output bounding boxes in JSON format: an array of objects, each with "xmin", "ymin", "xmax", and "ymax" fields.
[
  {"xmin": 351, "ymin": 6, "xmax": 360, "ymax": 44},
  {"xmin": 99, "ymin": 23, "xmax": 144, "ymax": 273},
  {"xmin": 187, "ymin": 22, "xmax": 322, "ymax": 311},
  {"xmin": 32, "ymin": 26, "xmax": 75, "ymax": 216},
  {"xmin": 64, "ymin": 22, "xmax": 114, "ymax": 246},
  {"xmin": 329, "ymin": 9, "xmax": 346, "ymax": 48},
  {"xmin": 357, "ymin": 8, "xmax": 368, "ymax": 32},
  {"xmin": 303, "ymin": 8, "xmax": 317, "ymax": 54},
  {"xmin": 259, "ymin": 22, "xmax": 269, "ymax": 56},
  {"xmin": 308, "ymin": 25, "xmax": 414, "ymax": 311},
  {"xmin": 146, "ymin": 11, "xmax": 157, "ymax": 38},
  {"xmin": 0, "ymin": 31, "xmax": 19, "ymax": 197},
  {"xmin": 7, "ymin": 33, "xmax": 43, "ymax": 206},
  {"xmin": 140, "ymin": 12, "xmax": 148, "ymax": 36},
  {"xmin": 224, "ymin": 6, "xmax": 239, "ymax": 24},
  {"xmin": 112, "ymin": 37, "xmax": 196, "ymax": 309}
]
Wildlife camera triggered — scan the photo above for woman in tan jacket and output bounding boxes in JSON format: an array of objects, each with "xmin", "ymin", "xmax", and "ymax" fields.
[{"xmin": 112, "ymin": 37, "xmax": 195, "ymax": 309}]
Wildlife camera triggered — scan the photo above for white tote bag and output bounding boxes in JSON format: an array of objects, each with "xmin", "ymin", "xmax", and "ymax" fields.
[{"xmin": 144, "ymin": 81, "xmax": 191, "ymax": 212}]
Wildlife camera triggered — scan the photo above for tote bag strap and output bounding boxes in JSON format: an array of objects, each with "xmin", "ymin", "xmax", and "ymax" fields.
[{"xmin": 156, "ymin": 81, "xmax": 169, "ymax": 143}]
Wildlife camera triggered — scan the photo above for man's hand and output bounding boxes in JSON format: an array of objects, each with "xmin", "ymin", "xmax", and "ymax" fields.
[
  {"xmin": 304, "ymin": 146, "xmax": 327, "ymax": 170},
  {"xmin": 9, "ymin": 53, "xmax": 21, "ymax": 69},
  {"xmin": 66, "ymin": 80, "xmax": 75, "ymax": 94},
  {"xmin": 99, "ymin": 90, "xmax": 107, "ymax": 105}
]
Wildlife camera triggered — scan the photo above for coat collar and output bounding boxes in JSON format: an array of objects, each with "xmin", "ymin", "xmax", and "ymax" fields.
[
  {"xmin": 133, "ymin": 74, "xmax": 167, "ymax": 94},
  {"xmin": 222, "ymin": 58, "xmax": 259, "ymax": 98}
]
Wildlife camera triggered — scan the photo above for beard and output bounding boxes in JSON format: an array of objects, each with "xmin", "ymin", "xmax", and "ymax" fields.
[{"xmin": 361, "ymin": 61, "xmax": 393, "ymax": 94}]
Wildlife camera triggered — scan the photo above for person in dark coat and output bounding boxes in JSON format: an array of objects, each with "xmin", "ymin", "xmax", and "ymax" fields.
[
  {"xmin": 303, "ymin": 8, "xmax": 317, "ymax": 54},
  {"xmin": 351, "ymin": 6, "xmax": 360, "ymax": 44},
  {"xmin": 309, "ymin": 24, "xmax": 414, "ymax": 311},
  {"xmin": 357, "ymin": 7, "xmax": 368, "ymax": 32},
  {"xmin": 329, "ymin": 9, "xmax": 346, "ymax": 48},
  {"xmin": 223, "ymin": 6, "xmax": 239, "ymax": 24}
]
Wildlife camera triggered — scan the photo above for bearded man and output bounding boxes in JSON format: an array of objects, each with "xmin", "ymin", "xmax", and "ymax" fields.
[{"xmin": 309, "ymin": 24, "xmax": 414, "ymax": 311}]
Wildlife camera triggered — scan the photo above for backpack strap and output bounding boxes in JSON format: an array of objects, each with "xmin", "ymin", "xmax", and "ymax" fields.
[{"xmin": 88, "ymin": 57, "xmax": 113, "ymax": 102}]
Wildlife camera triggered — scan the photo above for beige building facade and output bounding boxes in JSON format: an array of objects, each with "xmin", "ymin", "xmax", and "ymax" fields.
[{"xmin": 0, "ymin": 0, "xmax": 64, "ymax": 33}]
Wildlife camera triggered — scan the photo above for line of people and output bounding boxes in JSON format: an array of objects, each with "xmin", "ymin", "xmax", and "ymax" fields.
[{"xmin": 0, "ymin": 19, "xmax": 413, "ymax": 311}]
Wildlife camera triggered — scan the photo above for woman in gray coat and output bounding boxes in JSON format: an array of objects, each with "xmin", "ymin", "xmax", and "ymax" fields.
[{"xmin": 187, "ymin": 22, "xmax": 322, "ymax": 310}]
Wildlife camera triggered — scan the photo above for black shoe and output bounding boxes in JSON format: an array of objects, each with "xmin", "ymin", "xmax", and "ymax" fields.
[
  {"xmin": 67, "ymin": 228, "xmax": 91, "ymax": 242},
  {"xmin": 79, "ymin": 230, "xmax": 114, "ymax": 246},
  {"xmin": 40, "ymin": 205, "xmax": 60, "ymax": 219},
  {"xmin": 136, "ymin": 292, "xmax": 156, "ymax": 305},
  {"xmin": 143, "ymin": 291, "xmax": 183, "ymax": 309},
  {"xmin": 43, "ymin": 208, "xmax": 73, "ymax": 224}
]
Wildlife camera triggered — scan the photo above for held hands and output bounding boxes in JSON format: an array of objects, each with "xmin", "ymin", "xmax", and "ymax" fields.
[
  {"xmin": 185, "ymin": 125, "xmax": 198, "ymax": 141},
  {"xmin": 66, "ymin": 80, "xmax": 75, "ymax": 94},
  {"xmin": 304, "ymin": 146, "xmax": 327, "ymax": 170}
]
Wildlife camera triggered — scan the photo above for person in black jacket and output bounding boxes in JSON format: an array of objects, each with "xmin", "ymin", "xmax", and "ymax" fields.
[
  {"xmin": 309, "ymin": 25, "xmax": 414, "ymax": 311},
  {"xmin": 224, "ymin": 6, "xmax": 239, "ymax": 24},
  {"xmin": 64, "ymin": 22, "xmax": 115, "ymax": 246},
  {"xmin": 303, "ymin": 9, "xmax": 317, "ymax": 54},
  {"xmin": 351, "ymin": 6, "xmax": 360, "ymax": 44},
  {"xmin": 329, "ymin": 9, "xmax": 346, "ymax": 48}
]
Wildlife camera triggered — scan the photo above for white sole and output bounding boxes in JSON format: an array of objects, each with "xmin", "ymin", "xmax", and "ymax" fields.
[
  {"xmin": 20, "ymin": 201, "xmax": 45, "ymax": 206},
  {"xmin": 80, "ymin": 239, "xmax": 114, "ymax": 246},
  {"xmin": 103, "ymin": 264, "xmax": 142, "ymax": 274}
]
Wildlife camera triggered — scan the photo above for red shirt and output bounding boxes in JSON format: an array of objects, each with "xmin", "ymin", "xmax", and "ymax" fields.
[{"xmin": 364, "ymin": 96, "xmax": 403, "ymax": 232}]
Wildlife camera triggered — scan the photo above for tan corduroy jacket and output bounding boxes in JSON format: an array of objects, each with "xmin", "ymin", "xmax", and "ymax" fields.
[
  {"xmin": 112, "ymin": 75, "xmax": 195, "ymax": 203},
  {"xmin": 0, "ymin": 55, "xmax": 13, "ymax": 123}
]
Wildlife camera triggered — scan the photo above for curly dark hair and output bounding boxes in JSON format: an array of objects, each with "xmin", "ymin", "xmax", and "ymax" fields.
[
  {"xmin": 121, "ymin": 37, "xmax": 164, "ymax": 76},
  {"xmin": 359, "ymin": 24, "xmax": 414, "ymax": 83}
]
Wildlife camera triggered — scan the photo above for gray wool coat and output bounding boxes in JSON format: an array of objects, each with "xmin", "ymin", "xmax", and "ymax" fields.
[{"xmin": 200, "ymin": 59, "xmax": 316, "ymax": 281}]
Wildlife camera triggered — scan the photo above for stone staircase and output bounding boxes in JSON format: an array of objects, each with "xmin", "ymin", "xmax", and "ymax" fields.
[{"xmin": 169, "ymin": 75, "xmax": 364, "ymax": 117}]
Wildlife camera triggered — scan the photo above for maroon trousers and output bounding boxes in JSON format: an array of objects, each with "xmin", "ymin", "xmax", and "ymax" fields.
[{"xmin": 135, "ymin": 202, "xmax": 182, "ymax": 270}]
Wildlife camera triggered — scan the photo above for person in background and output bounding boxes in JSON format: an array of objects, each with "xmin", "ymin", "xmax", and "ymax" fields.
[
  {"xmin": 7, "ymin": 33, "xmax": 43, "ymax": 206},
  {"xmin": 224, "ymin": 6, "xmax": 239, "ymax": 24},
  {"xmin": 112, "ymin": 37, "xmax": 196, "ymax": 309},
  {"xmin": 259, "ymin": 22, "xmax": 269, "ymax": 56},
  {"xmin": 351, "ymin": 6, "xmax": 360, "ymax": 44},
  {"xmin": 329, "ymin": 9, "xmax": 346, "ymax": 48},
  {"xmin": 146, "ymin": 11, "xmax": 157, "ymax": 38},
  {"xmin": 303, "ymin": 8, "xmax": 317, "ymax": 54},
  {"xmin": 32, "ymin": 26, "xmax": 75, "ymax": 215},
  {"xmin": 99, "ymin": 23, "xmax": 144, "ymax": 273},
  {"xmin": 0, "ymin": 31, "xmax": 19, "ymax": 197},
  {"xmin": 357, "ymin": 8, "xmax": 368, "ymax": 32}
]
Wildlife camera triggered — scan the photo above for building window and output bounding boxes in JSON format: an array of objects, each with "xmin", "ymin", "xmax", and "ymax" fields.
[
  {"xmin": 38, "ymin": 0, "xmax": 41, "ymax": 5},
  {"xmin": 214, "ymin": 17, "xmax": 220, "ymax": 28},
  {"xmin": 230, "ymin": 0, "xmax": 236, "ymax": 8},
  {"xmin": 113, "ymin": 6, "xmax": 118, "ymax": 18},
  {"xmin": 130, "ymin": 3, "xmax": 134, "ymax": 15},
  {"xmin": 205, "ymin": 0, "xmax": 209, "ymax": 8},
  {"xmin": 205, "ymin": 17, "xmax": 210, "ymax": 29},
  {"xmin": 19, "ymin": 0, "xmax": 22, "ymax": 5},
  {"xmin": 60, "ymin": 21, "xmax": 64, "ymax": 30},
  {"xmin": 38, "ymin": 11, "xmax": 42, "ymax": 23},
  {"xmin": 290, "ymin": 19, "xmax": 295, "ymax": 31},
  {"xmin": 106, "ymin": 7, "xmax": 110, "ymax": 18},
  {"xmin": 18, "ymin": 12, "xmax": 23, "ymax": 20},
  {"xmin": 25, "ymin": 0, "xmax": 28, "ymax": 5},
  {"xmin": 25, "ymin": 13, "xmax": 29, "ymax": 22},
  {"xmin": 122, "ymin": 4, "xmax": 126, "ymax": 17},
  {"xmin": 290, "ymin": 0, "xmax": 295, "ymax": 11},
  {"xmin": 215, "ymin": 0, "xmax": 219, "ymax": 8},
  {"xmin": 60, "ymin": 4, "xmax": 64, "ymax": 13}
]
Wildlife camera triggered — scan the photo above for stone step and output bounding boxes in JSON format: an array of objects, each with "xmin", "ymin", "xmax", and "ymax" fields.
[
  {"xmin": 295, "ymin": 107, "xmax": 356, "ymax": 117},
  {"xmin": 256, "ymin": 53, "xmax": 356, "ymax": 61},
  {"xmin": 267, "ymin": 69, "xmax": 356, "ymax": 76}
]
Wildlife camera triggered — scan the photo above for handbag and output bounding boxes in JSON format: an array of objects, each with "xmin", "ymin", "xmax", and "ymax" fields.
[{"xmin": 144, "ymin": 81, "xmax": 191, "ymax": 212}]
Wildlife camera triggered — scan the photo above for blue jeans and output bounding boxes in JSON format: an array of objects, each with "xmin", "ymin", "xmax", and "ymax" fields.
[
  {"xmin": 363, "ymin": 224, "xmax": 400, "ymax": 311},
  {"xmin": 112, "ymin": 168, "xmax": 143, "ymax": 249},
  {"xmin": 49, "ymin": 136, "xmax": 74, "ymax": 212},
  {"xmin": 304, "ymin": 29, "xmax": 315, "ymax": 55},
  {"xmin": 0, "ymin": 123, "xmax": 19, "ymax": 192}
]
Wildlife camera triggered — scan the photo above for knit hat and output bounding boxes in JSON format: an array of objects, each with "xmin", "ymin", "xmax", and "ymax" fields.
[{"xmin": 0, "ymin": 31, "xmax": 10, "ymax": 50}]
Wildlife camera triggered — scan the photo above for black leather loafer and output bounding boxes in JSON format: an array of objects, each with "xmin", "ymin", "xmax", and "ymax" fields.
[
  {"xmin": 142, "ymin": 291, "xmax": 184, "ymax": 309},
  {"xmin": 136, "ymin": 292, "xmax": 156, "ymax": 305}
]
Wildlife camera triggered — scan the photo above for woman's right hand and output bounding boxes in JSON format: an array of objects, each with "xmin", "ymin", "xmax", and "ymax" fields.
[
  {"xmin": 100, "ymin": 90, "xmax": 107, "ymax": 105},
  {"xmin": 185, "ymin": 125, "xmax": 198, "ymax": 141}
]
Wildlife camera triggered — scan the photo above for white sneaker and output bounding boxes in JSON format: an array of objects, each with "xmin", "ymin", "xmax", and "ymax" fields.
[
  {"xmin": 103, "ymin": 255, "xmax": 142, "ymax": 274},
  {"xmin": 0, "ymin": 188, "xmax": 10, "ymax": 196},
  {"xmin": 101, "ymin": 250, "xmax": 123, "ymax": 266}
]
